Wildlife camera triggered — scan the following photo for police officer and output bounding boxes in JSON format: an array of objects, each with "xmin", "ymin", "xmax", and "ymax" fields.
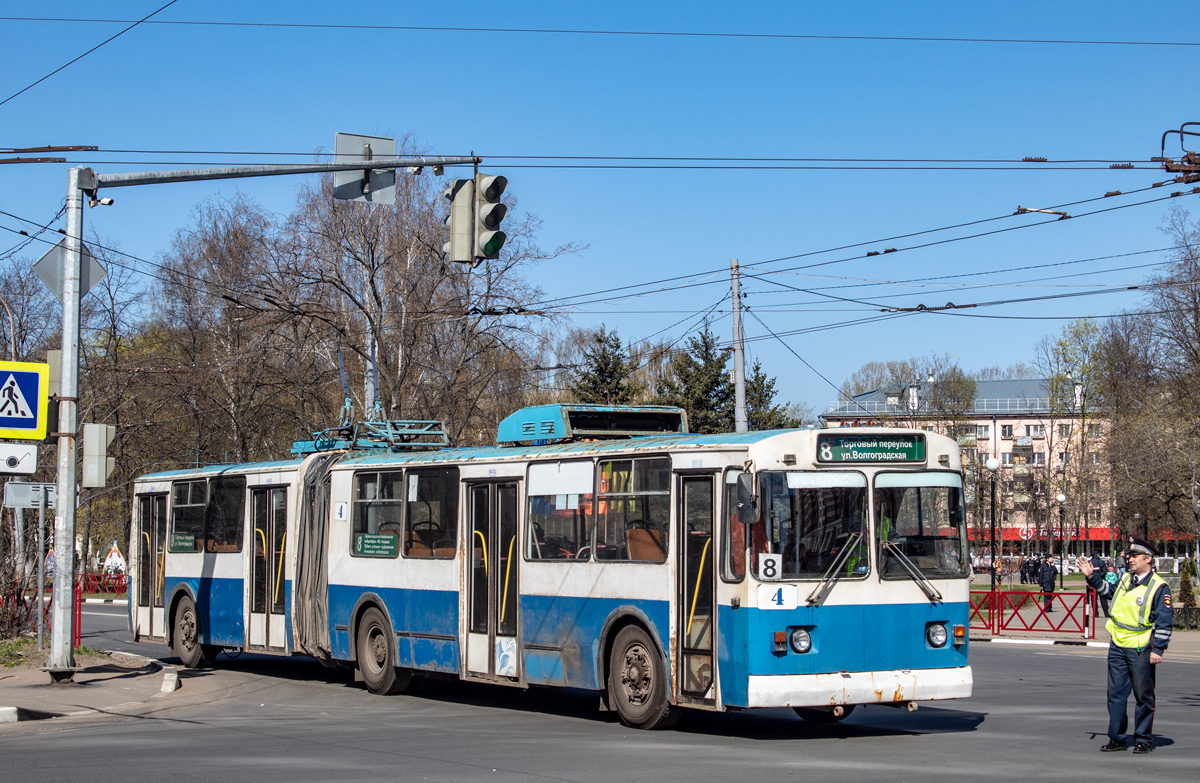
[
  {"xmin": 1038, "ymin": 554, "xmax": 1058, "ymax": 612},
  {"xmin": 1078, "ymin": 534, "xmax": 1173, "ymax": 754}
]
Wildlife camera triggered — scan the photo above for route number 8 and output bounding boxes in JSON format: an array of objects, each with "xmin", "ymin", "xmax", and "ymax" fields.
[{"xmin": 759, "ymin": 553, "xmax": 782, "ymax": 581}]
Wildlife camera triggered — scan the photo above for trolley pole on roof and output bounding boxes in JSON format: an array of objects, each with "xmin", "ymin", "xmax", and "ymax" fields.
[
  {"xmin": 43, "ymin": 146, "xmax": 480, "ymax": 683},
  {"xmin": 730, "ymin": 259, "xmax": 748, "ymax": 433}
]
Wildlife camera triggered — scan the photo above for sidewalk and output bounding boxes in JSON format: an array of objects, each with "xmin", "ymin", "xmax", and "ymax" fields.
[{"xmin": 0, "ymin": 649, "xmax": 174, "ymax": 724}]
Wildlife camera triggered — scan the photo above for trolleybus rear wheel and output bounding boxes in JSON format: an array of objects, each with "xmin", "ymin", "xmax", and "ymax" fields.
[
  {"xmin": 356, "ymin": 606, "xmax": 413, "ymax": 695},
  {"xmin": 607, "ymin": 625, "xmax": 680, "ymax": 730},
  {"xmin": 173, "ymin": 596, "xmax": 216, "ymax": 668},
  {"xmin": 794, "ymin": 705, "xmax": 856, "ymax": 723}
]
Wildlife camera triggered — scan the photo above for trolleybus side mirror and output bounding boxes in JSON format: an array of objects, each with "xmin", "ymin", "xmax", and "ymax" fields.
[{"xmin": 735, "ymin": 473, "xmax": 757, "ymax": 525}]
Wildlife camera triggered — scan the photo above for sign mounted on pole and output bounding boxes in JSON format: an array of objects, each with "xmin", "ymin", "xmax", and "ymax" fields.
[
  {"xmin": 332, "ymin": 132, "xmax": 397, "ymax": 205},
  {"xmin": 3, "ymin": 481, "xmax": 56, "ymax": 509},
  {"xmin": 0, "ymin": 360, "xmax": 49, "ymax": 440},
  {"xmin": 32, "ymin": 239, "xmax": 107, "ymax": 304}
]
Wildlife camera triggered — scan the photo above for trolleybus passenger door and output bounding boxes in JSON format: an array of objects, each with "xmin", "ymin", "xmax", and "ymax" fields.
[
  {"xmin": 677, "ymin": 475, "xmax": 716, "ymax": 702},
  {"xmin": 465, "ymin": 481, "xmax": 520, "ymax": 681},
  {"xmin": 135, "ymin": 494, "xmax": 168, "ymax": 640},
  {"xmin": 248, "ymin": 487, "xmax": 287, "ymax": 651}
]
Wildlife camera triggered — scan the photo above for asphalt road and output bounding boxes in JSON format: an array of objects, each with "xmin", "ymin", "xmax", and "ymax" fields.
[{"xmin": 3, "ymin": 604, "xmax": 1195, "ymax": 783}]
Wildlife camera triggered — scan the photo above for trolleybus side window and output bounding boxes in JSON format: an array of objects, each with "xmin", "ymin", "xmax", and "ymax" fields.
[
  {"xmin": 721, "ymin": 471, "xmax": 745, "ymax": 581},
  {"xmin": 405, "ymin": 467, "xmax": 459, "ymax": 558},
  {"xmin": 526, "ymin": 460, "xmax": 593, "ymax": 560},
  {"xmin": 749, "ymin": 471, "xmax": 868, "ymax": 580},
  {"xmin": 875, "ymin": 472, "xmax": 968, "ymax": 579},
  {"xmin": 351, "ymin": 471, "xmax": 403, "ymax": 558},
  {"xmin": 205, "ymin": 476, "xmax": 246, "ymax": 552},
  {"xmin": 169, "ymin": 480, "xmax": 207, "ymax": 552},
  {"xmin": 595, "ymin": 457, "xmax": 669, "ymax": 562}
]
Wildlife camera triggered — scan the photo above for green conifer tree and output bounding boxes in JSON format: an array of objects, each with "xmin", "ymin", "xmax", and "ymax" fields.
[
  {"xmin": 657, "ymin": 327, "xmax": 734, "ymax": 434},
  {"xmin": 746, "ymin": 359, "xmax": 804, "ymax": 431},
  {"xmin": 568, "ymin": 326, "xmax": 638, "ymax": 406}
]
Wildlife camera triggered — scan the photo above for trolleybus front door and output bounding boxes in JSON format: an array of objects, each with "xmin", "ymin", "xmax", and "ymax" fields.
[
  {"xmin": 465, "ymin": 481, "xmax": 519, "ymax": 681},
  {"xmin": 677, "ymin": 475, "xmax": 717, "ymax": 702},
  {"xmin": 247, "ymin": 487, "xmax": 287, "ymax": 651},
  {"xmin": 135, "ymin": 494, "xmax": 168, "ymax": 640}
]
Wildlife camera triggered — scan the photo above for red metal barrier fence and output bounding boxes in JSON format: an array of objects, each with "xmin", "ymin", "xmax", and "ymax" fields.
[
  {"xmin": 969, "ymin": 589, "xmax": 1097, "ymax": 639},
  {"xmin": 77, "ymin": 572, "xmax": 127, "ymax": 595}
]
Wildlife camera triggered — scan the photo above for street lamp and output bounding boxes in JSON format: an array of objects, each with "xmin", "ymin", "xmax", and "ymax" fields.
[
  {"xmin": 1056, "ymin": 492, "xmax": 1067, "ymax": 589},
  {"xmin": 986, "ymin": 457, "xmax": 1000, "ymax": 594}
]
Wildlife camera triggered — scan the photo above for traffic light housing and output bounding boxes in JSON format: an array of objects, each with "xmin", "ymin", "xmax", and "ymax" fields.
[
  {"xmin": 442, "ymin": 178, "xmax": 475, "ymax": 265},
  {"xmin": 474, "ymin": 174, "xmax": 508, "ymax": 261},
  {"xmin": 81, "ymin": 423, "xmax": 116, "ymax": 488}
]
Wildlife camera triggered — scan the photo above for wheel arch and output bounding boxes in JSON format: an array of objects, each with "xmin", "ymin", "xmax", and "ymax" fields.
[
  {"xmin": 165, "ymin": 583, "xmax": 199, "ymax": 648},
  {"xmin": 596, "ymin": 605, "xmax": 672, "ymax": 699},
  {"xmin": 347, "ymin": 592, "xmax": 394, "ymax": 662}
]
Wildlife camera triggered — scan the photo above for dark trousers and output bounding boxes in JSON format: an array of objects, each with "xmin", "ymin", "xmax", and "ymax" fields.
[
  {"xmin": 1106, "ymin": 644, "xmax": 1156, "ymax": 743},
  {"xmin": 1042, "ymin": 590, "xmax": 1054, "ymax": 611}
]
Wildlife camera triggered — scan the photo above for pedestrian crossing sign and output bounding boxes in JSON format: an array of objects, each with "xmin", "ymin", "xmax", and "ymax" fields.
[{"xmin": 0, "ymin": 360, "xmax": 49, "ymax": 440}]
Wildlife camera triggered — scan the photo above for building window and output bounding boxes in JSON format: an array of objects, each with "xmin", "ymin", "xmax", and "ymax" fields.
[
  {"xmin": 1058, "ymin": 424, "xmax": 1071, "ymax": 438},
  {"xmin": 1012, "ymin": 452, "xmax": 1028, "ymax": 465},
  {"xmin": 1002, "ymin": 452, "xmax": 1013, "ymax": 466},
  {"xmin": 1001, "ymin": 425, "xmax": 1013, "ymax": 439},
  {"xmin": 1087, "ymin": 423, "xmax": 1100, "ymax": 437},
  {"xmin": 977, "ymin": 424, "xmax": 990, "ymax": 439},
  {"xmin": 1059, "ymin": 451, "xmax": 1070, "ymax": 466},
  {"xmin": 1032, "ymin": 452, "xmax": 1046, "ymax": 465},
  {"xmin": 976, "ymin": 449, "xmax": 989, "ymax": 463},
  {"xmin": 1026, "ymin": 424, "xmax": 1045, "ymax": 438},
  {"xmin": 1088, "ymin": 479, "xmax": 1101, "ymax": 496},
  {"xmin": 1090, "ymin": 452, "xmax": 1101, "ymax": 465},
  {"xmin": 1088, "ymin": 509, "xmax": 1102, "ymax": 524}
]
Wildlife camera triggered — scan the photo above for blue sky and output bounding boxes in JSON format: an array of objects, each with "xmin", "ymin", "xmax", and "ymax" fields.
[{"xmin": 1, "ymin": 3, "xmax": 1196, "ymax": 414}]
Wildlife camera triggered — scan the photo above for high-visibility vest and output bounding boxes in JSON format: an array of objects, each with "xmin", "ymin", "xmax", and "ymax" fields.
[{"xmin": 1106, "ymin": 571, "xmax": 1168, "ymax": 649}]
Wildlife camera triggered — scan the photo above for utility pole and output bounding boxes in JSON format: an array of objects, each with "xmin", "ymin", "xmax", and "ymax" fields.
[
  {"xmin": 44, "ymin": 150, "xmax": 478, "ymax": 683},
  {"xmin": 730, "ymin": 259, "xmax": 748, "ymax": 433}
]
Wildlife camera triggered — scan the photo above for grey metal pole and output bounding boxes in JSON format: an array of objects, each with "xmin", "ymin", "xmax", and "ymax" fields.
[
  {"xmin": 93, "ymin": 156, "xmax": 478, "ymax": 190},
  {"xmin": 47, "ymin": 167, "xmax": 84, "ymax": 679},
  {"xmin": 730, "ymin": 259, "xmax": 747, "ymax": 433},
  {"xmin": 36, "ymin": 496, "xmax": 45, "ymax": 650}
]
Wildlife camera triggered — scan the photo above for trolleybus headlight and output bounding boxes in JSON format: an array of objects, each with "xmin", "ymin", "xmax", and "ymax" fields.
[
  {"xmin": 789, "ymin": 628, "xmax": 812, "ymax": 654},
  {"xmin": 926, "ymin": 623, "xmax": 948, "ymax": 648}
]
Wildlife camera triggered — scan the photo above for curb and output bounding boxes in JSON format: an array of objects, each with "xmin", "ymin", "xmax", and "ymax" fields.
[
  {"xmin": 81, "ymin": 599, "xmax": 129, "ymax": 606},
  {"xmin": 0, "ymin": 651, "xmax": 178, "ymax": 723},
  {"xmin": 971, "ymin": 636, "xmax": 1108, "ymax": 649}
]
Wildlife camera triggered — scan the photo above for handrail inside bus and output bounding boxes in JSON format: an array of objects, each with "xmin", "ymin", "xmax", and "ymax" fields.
[
  {"xmin": 474, "ymin": 531, "xmax": 488, "ymax": 576},
  {"xmin": 686, "ymin": 536, "xmax": 712, "ymax": 635},
  {"xmin": 273, "ymin": 533, "xmax": 286, "ymax": 606},
  {"xmin": 499, "ymin": 536, "xmax": 515, "ymax": 624},
  {"xmin": 806, "ymin": 532, "xmax": 862, "ymax": 607}
]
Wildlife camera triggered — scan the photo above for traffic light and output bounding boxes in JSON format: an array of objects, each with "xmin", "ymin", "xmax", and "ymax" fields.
[
  {"xmin": 442, "ymin": 178, "xmax": 475, "ymax": 265},
  {"xmin": 474, "ymin": 173, "xmax": 508, "ymax": 261},
  {"xmin": 81, "ymin": 423, "xmax": 116, "ymax": 488}
]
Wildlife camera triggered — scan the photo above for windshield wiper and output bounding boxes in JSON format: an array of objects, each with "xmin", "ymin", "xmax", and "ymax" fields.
[
  {"xmin": 881, "ymin": 541, "xmax": 943, "ymax": 603},
  {"xmin": 806, "ymin": 532, "xmax": 862, "ymax": 606}
]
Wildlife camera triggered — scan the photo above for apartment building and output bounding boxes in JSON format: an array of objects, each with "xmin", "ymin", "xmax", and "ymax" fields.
[{"xmin": 822, "ymin": 379, "xmax": 1118, "ymax": 556}]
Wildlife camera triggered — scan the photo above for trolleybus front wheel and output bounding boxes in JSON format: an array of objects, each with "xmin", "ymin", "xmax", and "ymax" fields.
[
  {"xmin": 356, "ymin": 606, "xmax": 413, "ymax": 695},
  {"xmin": 607, "ymin": 625, "xmax": 680, "ymax": 730},
  {"xmin": 173, "ymin": 596, "xmax": 217, "ymax": 669},
  {"xmin": 794, "ymin": 704, "xmax": 856, "ymax": 724}
]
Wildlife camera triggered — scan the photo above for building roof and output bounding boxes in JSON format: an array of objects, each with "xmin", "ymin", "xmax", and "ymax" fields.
[{"xmin": 823, "ymin": 378, "xmax": 1055, "ymax": 421}]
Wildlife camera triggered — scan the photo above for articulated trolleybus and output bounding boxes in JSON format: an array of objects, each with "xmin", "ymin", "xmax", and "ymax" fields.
[{"xmin": 130, "ymin": 404, "xmax": 971, "ymax": 728}]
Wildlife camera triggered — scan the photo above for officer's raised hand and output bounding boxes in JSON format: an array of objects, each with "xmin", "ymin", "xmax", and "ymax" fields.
[{"xmin": 1076, "ymin": 555, "xmax": 1094, "ymax": 577}]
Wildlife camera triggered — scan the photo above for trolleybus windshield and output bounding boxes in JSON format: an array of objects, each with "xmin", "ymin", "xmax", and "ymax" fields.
[
  {"xmin": 874, "ymin": 472, "xmax": 968, "ymax": 579},
  {"xmin": 750, "ymin": 471, "xmax": 868, "ymax": 580}
]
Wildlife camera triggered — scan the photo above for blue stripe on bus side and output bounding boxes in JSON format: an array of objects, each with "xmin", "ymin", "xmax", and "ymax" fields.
[
  {"xmin": 326, "ymin": 584, "xmax": 460, "ymax": 673},
  {"xmin": 519, "ymin": 594, "xmax": 670, "ymax": 691},
  {"xmin": 717, "ymin": 601, "xmax": 970, "ymax": 708},
  {"xmin": 164, "ymin": 576, "xmax": 245, "ymax": 648}
]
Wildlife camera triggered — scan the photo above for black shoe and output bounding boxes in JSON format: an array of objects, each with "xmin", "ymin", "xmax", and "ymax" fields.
[
  {"xmin": 1131, "ymin": 743, "xmax": 1152, "ymax": 755},
  {"xmin": 1100, "ymin": 741, "xmax": 1127, "ymax": 752}
]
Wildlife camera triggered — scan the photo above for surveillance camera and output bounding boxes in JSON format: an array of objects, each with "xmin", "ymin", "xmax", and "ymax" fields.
[{"xmin": 99, "ymin": 197, "xmax": 114, "ymax": 206}]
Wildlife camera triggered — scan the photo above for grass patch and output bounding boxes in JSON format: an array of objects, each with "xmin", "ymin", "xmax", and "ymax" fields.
[{"xmin": 0, "ymin": 636, "xmax": 35, "ymax": 667}]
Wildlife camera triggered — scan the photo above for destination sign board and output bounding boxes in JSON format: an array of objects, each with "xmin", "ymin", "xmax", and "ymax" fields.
[{"xmin": 816, "ymin": 432, "xmax": 926, "ymax": 463}]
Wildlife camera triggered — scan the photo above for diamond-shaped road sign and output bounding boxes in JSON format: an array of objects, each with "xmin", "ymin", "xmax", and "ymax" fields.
[{"xmin": 32, "ymin": 238, "xmax": 107, "ymax": 304}]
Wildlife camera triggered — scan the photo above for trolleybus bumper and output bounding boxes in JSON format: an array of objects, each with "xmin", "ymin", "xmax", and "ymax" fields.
[{"xmin": 746, "ymin": 665, "xmax": 973, "ymax": 708}]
